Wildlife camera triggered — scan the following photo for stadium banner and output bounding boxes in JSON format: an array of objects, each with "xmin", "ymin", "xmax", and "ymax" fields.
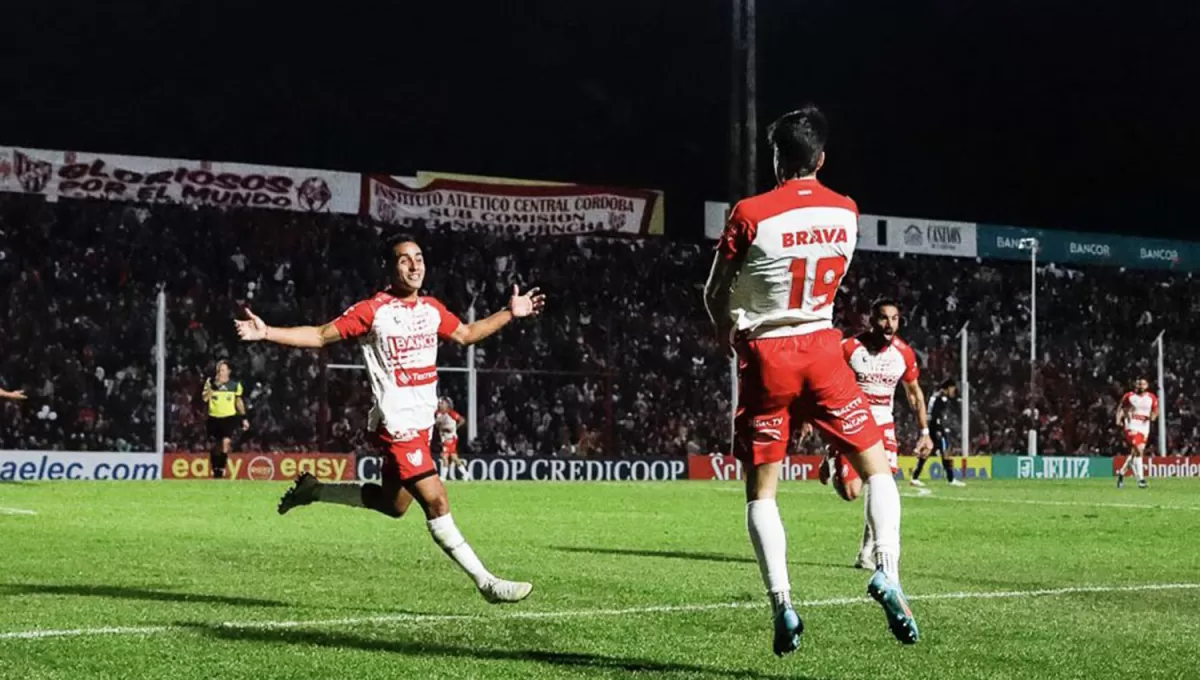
[
  {"xmin": 0, "ymin": 451, "xmax": 162, "ymax": 481},
  {"xmin": 686, "ymin": 454, "xmax": 825, "ymax": 481},
  {"xmin": 1112, "ymin": 456, "xmax": 1200, "ymax": 478},
  {"xmin": 0, "ymin": 146, "xmax": 360, "ymax": 213},
  {"xmin": 859, "ymin": 214, "xmax": 978, "ymax": 257},
  {"xmin": 363, "ymin": 174, "xmax": 664, "ymax": 237},
  {"xmin": 419, "ymin": 170, "xmax": 666, "ymax": 236},
  {"xmin": 992, "ymin": 455, "xmax": 1113, "ymax": 479},
  {"xmin": 894, "ymin": 455, "xmax": 991, "ymax": 481},
  {"xmin": 164, "ymin": 453, "xmax": 354, "ymax": 482},
  {"xmin": 357, "ymin": 455, "xmax": 686, "ymax": 482},
  {"xmin": 977, "ymin": 224, "xmax": 1200, "ymax": 272}
]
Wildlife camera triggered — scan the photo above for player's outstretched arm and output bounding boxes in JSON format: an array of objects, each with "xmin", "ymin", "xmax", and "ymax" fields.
[
  {"xmin": 0, "ymin": 388, "xmax": 27, "ymax": 400},
  {"xmin": 447, "ymin": 285, "xmax": 545, "ymax": 346},
  {"xmin": 235, "ymin": 307, "xmax": 344, "ymax": 348}
]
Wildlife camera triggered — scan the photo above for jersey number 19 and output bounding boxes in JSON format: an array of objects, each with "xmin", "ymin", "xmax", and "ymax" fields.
[{"xmin": 788, "ymin": 256, "xmax": 847, "ymax": 311}]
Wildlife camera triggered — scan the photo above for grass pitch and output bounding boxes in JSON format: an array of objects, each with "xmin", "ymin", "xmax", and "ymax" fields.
[{"xmin": 3, "ymin": 478, "xmax": 1199, "ymax": 679}]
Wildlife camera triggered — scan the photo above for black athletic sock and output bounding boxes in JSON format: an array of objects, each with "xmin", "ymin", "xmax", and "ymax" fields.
[
  {"xmin": 211, "ymin": 448, "xmax": 228, "ymax": 479},
  {"xmin": 912, "ymin": 457, "xmax": 928, "ymax": 480},
  {"xmin": 943, "ymin": 457, "xmax": 955, "ymax": 482}
]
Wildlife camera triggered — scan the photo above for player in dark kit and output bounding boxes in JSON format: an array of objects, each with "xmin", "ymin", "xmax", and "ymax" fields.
[{"xmin": 910, "ymin": 380, "xmax": 964, "ymax": 487}]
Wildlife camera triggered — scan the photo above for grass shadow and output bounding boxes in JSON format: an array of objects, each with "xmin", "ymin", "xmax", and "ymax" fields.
[
  {"xmin": 0, "ymin": 583, "xmax": 289, "ymax": 608},
  {"xmin": 551, "ymin": 546, "xmax": 857, "ymax": 571},
  {"xmin": 187, "ymin": 622, "xmax": 817, "ymax": 679}
]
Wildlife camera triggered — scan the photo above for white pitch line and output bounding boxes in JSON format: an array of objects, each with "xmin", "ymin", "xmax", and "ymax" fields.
[
  {"xmin": 714, "ymin": 484, "xmax": 1200, "ymax": 511},
  {"xmin": 2, "ymin": 582, "xmax": 1198, "ymax": 642},
  {"xmin": 0, "ymin": 507, "xmax": 37, "ymax": 516}
]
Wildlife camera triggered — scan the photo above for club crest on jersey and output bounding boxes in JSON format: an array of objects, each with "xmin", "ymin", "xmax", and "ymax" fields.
[
  {"xmin": 781, "ymin": 227, "xmax": 848, "ymax": 248},
  {"xmin": 406, "ymin": 450, "xmax": 424, "ymax": 467}
]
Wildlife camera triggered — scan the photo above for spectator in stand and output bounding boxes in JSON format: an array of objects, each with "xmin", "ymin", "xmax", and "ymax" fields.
[{"xmin": 1, "ymin": 192, "xmax": 1197, "ymax": 457}]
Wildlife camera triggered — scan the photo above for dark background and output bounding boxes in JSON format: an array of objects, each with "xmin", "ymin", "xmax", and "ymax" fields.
[{"xmin": 4, "ymin": 0, "xmax": 1197, "ymax": 241}]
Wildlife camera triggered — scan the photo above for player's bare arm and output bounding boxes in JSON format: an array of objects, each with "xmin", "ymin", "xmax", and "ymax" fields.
[
  {"xmin": 903, "ymin": 379, "xmax": 934, "ymax": 455},
  {"xmin": 703, "ymin": 251, "xmax": 742, "ymax": 354},
  {"xmin": 235, "ymin": 307, "xmax": 345, "ymax": 348},
  {"xmin": 0, "ymin": 387, "xmax": 27, "ymax": 400},
  {"xmin": 446, "ymin": 285, "xmax": 545, "ymax": 346},
  {"xmin": 1115, "ymin": 403, "xmax": 1128, "ymax": 427}
]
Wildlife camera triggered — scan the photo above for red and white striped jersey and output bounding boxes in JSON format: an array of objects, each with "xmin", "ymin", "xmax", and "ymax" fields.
[
  {"xmin": 842, "ymin": 334, "xmax": 920, "ymax": 426},
  {"xmin": 717, "ymin": 178, "xmax": 858, "ymax": 339},
  {"xmin": 435, "ymin": 409, "xmax": 463, "ymax": 441},
  {"xmin": 333, "ymin": 292, "xmax": 462, "ymax": 438},
  {"xmin": 1121, "ymin": 391, "xmax": 1158, "ymax": 435}
]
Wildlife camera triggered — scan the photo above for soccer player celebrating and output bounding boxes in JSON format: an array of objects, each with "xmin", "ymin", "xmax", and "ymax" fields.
[
  {"xmin": 201, "ymin": 360, "xmax": 249, "ymax": 479},
  {"xmin": 235, "ymin": 235, "xmax": 543, "ymax": 604},
  {"xmin": 705, "ymin": 105, "xmax": 918, "ymax": 654},
  {"xmin": 911, "ymin": 380, "xmax": 965, "ymax": 487},
  {"xmin": 838, "ymin": 299, "xmax": 933, "ymax": 570},
  {"xmin": 436, "ymin": 397, "xmax": 470, "ymax": 480},
  {"xmin": 1115, "ymin": 377, "xmax": 1157, "ymax": 489}
]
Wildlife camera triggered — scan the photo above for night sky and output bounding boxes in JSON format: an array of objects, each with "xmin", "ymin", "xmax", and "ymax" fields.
[{"xmin": 4, "ymin": 0, "xmax": 1197, "ymax": 241}]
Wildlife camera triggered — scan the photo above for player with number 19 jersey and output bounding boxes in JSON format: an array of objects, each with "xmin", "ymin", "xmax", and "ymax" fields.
[{"xmin": 719, "ymin": 178, "xmax": 882, "ymax": 465}]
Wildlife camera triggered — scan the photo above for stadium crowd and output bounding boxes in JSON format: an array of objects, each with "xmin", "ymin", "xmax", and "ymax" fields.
[{"xmin": 1, "ymin": 192, "xmax": 1197, "ymax": 456}]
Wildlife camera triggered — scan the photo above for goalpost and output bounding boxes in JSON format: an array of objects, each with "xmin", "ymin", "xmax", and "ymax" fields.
[
  {"xmin": 960, "ymin": 321, "xmax": 970, "ymax": 459},
  {"xmin": 1154, "ymin": 331, "xmax": 1167, "ymax": 456}
]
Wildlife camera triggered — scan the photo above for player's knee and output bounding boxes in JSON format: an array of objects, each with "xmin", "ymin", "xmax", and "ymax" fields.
[{"xmin": 424, "ymin": 493, "xmax": 451, "ymax": 519}]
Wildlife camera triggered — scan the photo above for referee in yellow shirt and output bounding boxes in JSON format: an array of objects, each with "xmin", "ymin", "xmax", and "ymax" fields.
[{"xmin": 202, "ymin": 360, "xmax": 249, "ymax": 479}]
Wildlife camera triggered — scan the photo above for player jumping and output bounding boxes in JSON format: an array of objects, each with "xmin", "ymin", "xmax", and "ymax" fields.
[
  {"xmin": 436, "ymin": 397, "xmax": 470, "ymax": 480},
  {"xmin": 1115, "ymin": 377, "xmax": 1157, "ymax": 489},
  {"xmin": 705, "ymin": 105, "xmax": 918, "ymax": 655},
  {"xmin": 836, "ymin": 299, "xmax": 933, "ymax": 570},
  {"xmin": 911, "ymin": 380, "xmax": 964, "ymax": 487},
  {"xmin": 234, "ymin": 235, "xmax": 544, "ymax": 604}
]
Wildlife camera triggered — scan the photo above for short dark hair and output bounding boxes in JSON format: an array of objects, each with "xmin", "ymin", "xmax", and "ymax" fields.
[
  {"xmin": 767, "ymin": 104, "xmax": 829, "ymax": 179},
  {"xmin": 381, "ymin": 233, "xmax": 419, "ymax": 265},
  {"xmin": 940, "ymin": 379, "xmax": 957, "ymax": 390},
  {"xmin": 216, "ymin": 359, "xmax": 231, "ymax": 372},
  {"xmin": 871, "ymin": 298, "xmax": 901, "ymax": 317}
]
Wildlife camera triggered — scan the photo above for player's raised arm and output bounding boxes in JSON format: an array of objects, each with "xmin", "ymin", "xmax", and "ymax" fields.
[
  {"xmin": 235, "ymin": 306, "xmax": 345, "ymax": 348},
  {"xmin": 445, "ymin": 285, "xmax": 545, "ymax": 346},
  {"xmin": 0, "ymin": 387, "xmax": 27, "ymax": 400}
]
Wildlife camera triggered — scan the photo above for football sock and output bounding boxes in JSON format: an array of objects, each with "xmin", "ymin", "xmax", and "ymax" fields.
[
  {"xmin": 1133, "ymin": 457, "xmax": 1145, "ymax": 482},
  {"xmin": 860, "ymin": 484, "xmax": 875, "ymax": 559},
  {"xmin": 912, "ymin": 457, "xmax": 927, "ymax": 481},
  {"xmin": 943, "ymin": 457, "xmax": 956, "ymax": 483},
  {"xmin": 746, "ymin": 499, "xmax": 791, "ymax": 612},
  {"xmin": 866, "ymin": 473, "xmax": 902, "ymax": 582},
  {"xmin": 428, "ymin": 514, "xmax": 495, "ymax": 588}
]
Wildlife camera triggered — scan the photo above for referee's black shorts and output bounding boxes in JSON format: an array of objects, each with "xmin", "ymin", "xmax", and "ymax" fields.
[{"xmin": 206, "ymin": 416, "xmax": 239, "ymax": 442}]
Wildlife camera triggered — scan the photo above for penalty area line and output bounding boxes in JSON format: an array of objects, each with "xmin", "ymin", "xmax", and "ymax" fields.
[
  {"xmin": 2, "ymin": 582, "xmax": 1199, "ymax": 642},
  {"xmin": 0, "ymin": 507, "xmax": 37, "ymax": 516}
]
